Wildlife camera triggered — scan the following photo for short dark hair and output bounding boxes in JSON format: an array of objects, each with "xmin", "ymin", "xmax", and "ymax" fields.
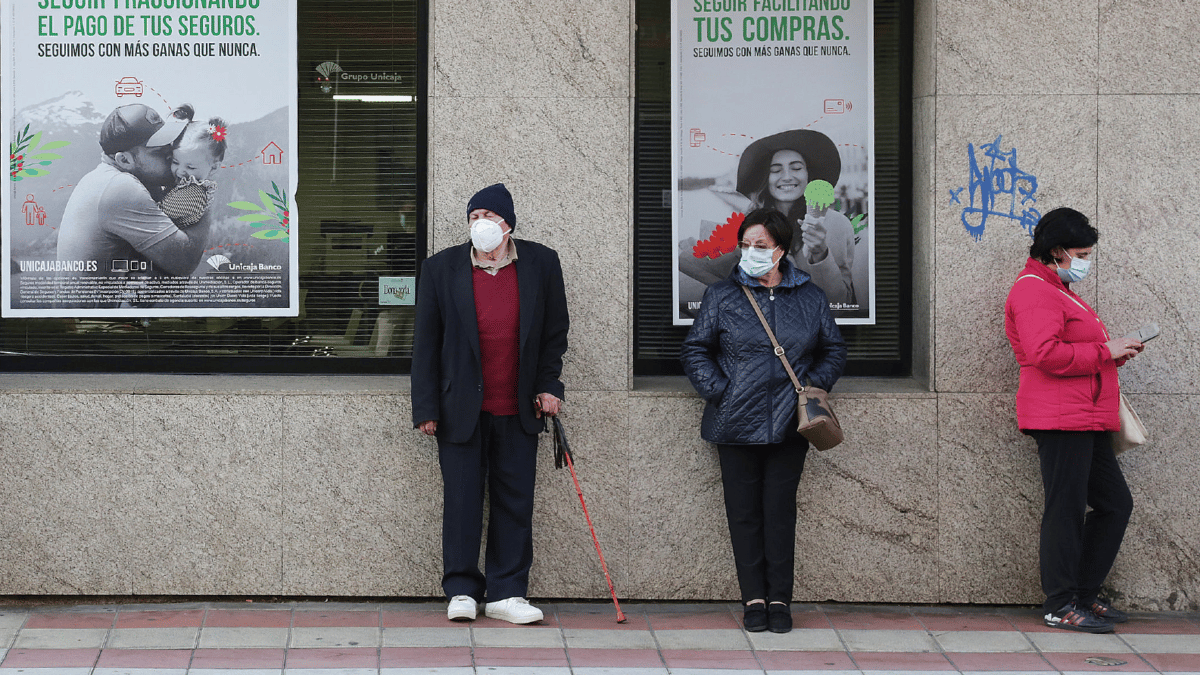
[
  {"xmin": 737, "ymin": 208, "xmax": 793, "ymax": 253},
  {"xmin": 1030, "ymin": 207, "xmax": 1098, "ymax": 264}
]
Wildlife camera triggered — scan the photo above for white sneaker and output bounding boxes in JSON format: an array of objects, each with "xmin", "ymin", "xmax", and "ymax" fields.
[
  {"xmin": 447, "ymin": 595, "xmax": 477, "ymax": 621},
  {"xmin": 484, "ymin": 597, "xmax": 544, "ymax": 624}
]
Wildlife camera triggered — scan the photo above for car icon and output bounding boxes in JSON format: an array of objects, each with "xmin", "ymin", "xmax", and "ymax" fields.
[{"xmin": 115, "ymin": 77, "xmax": 143, "ymax": 97}]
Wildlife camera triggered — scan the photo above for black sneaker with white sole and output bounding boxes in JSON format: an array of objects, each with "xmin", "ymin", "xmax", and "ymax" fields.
[
  {"xmin": 1088, "ymin": 598, "xmax": 1129, "ymax": 623},
  {"xmin": 1043, "ymin": 600, "xmax": 1115, "ymax": 633}
]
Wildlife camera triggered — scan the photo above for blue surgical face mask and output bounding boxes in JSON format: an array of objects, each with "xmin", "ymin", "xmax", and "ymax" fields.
[
  {"xmin": 738, "ymin": 245, "xmax": 778, "ymax": 278},
  {"xmin": 1056, "ymin": 252, "xmax": 1091, "ymax": 283}
]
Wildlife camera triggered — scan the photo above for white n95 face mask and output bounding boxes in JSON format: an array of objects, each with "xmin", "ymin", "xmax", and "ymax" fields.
[
  {"xmin": 738, "ymin": 246, "xmax": 778, "ymax": 278},
  {"xmin": 470, "ymin": 218, "xmax": 509, "ymax": 253}
]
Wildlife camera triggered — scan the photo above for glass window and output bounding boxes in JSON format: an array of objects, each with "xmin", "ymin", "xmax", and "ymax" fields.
[
  {"xmin": 0, "ymin": 0, "xmax": 425, "ymax": 373},
  {"xmin": 633, "ymin": 0, "xmax": 912, "ymax": 376}
]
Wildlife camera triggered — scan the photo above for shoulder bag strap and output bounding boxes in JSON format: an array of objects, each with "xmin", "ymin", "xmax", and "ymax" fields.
[
  {"xmin": 1016, "ymin": 273, "xmax": 1109, "ymax": 340},
  {"xmin": 741, "ymin": 285, "xmax": 804, "ymax": 394}
]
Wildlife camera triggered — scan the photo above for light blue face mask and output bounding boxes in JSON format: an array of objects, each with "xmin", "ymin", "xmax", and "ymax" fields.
[
  {"xmin": 738, "ymin": 246, "xmax": 778, "ymax": 278},
  {"xmin": 1056, "ymin": 252, "xmax": 1091, "ymax": 283}
]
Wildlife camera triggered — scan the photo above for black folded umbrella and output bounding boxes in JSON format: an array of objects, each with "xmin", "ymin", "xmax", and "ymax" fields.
[{"xmin": 548, "ymin": 415, "xmax": 626, "ymax": 623}]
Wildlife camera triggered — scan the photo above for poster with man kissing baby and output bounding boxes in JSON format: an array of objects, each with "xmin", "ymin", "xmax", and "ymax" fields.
[{"xmin": 1, "ymin": 1, "xmax": 298, "ymax": 317}]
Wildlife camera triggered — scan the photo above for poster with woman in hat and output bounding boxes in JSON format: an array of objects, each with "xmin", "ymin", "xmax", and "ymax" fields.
[{"xmin": 671, "ymin": 0, "xmax": 874, "ymax": 325}]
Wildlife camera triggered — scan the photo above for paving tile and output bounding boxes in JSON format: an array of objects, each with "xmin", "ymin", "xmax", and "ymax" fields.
[
  {"xmin": 755, "ymin": 650, "xmax": 857, "ymax": 670},
  {"xmin": 1122, "ymin": 633, "xmax": 1200, "ymax": 653},
  {"xmin": 381, "ymin": 627, "xmax": 471, "ymax": 648},
  {"xmin": 555, "ymin": 611, "xmax": 650, "ymax": 630},
  {"xmin": 95, "ymin": 648, "xmax": 193, "ymax": 667},
  {"xmin": 562, "ymin": 628, "xmax": 656, "ymax": 649},
  {"xmin": 1122, "ymin": 616, "xmax": 1200, "ymax": 635},
  {"xmin": 283, "ymin": 669, "xmax": 377, "ymax": 675},
  {"xmin": 945, "ymin": 651, "xmax": 1055, "ymax": 671},
  {"xmin": 565, "ymin": 647, "xmax": 665, "ymax": 668},
  {"xmin": 115, "ymin": 610, "xmax": 205, "ymax": 629},
  {"xmin": 198, "ymin": 627, "xmax": 289, "ymax": 649},
  {"xmin": 915, "ymin": 612, "xmax": 1022, "ymax": 632},
  {"xmin": 282, "ymin": 647, "xmax": 378, "ymax": 667},
  {"xmin": 106, "ymin": 627, "xmax": 199, "ymax": 649},
  {"xmin": 747, "ymin": 628, "xmax": 843, "ymax": 652},
  {"xmin": 0, "ymin": 669, "xmax": 94, "ymax": 675},
  {"xmin": 850, "ymin": 652, "xmax": 956, "ymax": 670},
  {"xmin": 645, "ymin": 611, "xmax": 740, "ymax": 630},
  {"xmin": 1142, "ymin": 652, "xmax": 1200, "ymax": 671},
  {"xmin": 932, "ymin": 629, "xmax": 1035, "ymax": 652},
  {"xmin": 12, "ymin": 629, "xmax": 109, "ymax": 650},
  {"xmin": 291, "ymin": 611, "xmax": 381, "ymax": 628},
  {"xmin": 838, "ymin": 629, "xmax": 939, "ymax": 652},
  {"xmin": 570, "ymin": 668, "xmax": 671, "ymax": 675},
  {"xmin": 458, "ymin": 662, "xmax": 571, "ymax": 667},
  {"xmin": 381, "ymin": 610, "xmax": 457, "ymax": 628},
  {"xmin": 93, "ymin": 662, "xmax": 188, "ymax": 667},
  {"xmin": 662, "ymin": 662, "xmax": 763, "ymax": 667},
  {"xmin": 24, "ymin": 613, "xmax": 116, "ymax": 630},
  {"xmin": 0, "ymin": 647, "xmax": 100, "ymax": 667},
  {"xmin": 188, "ymin": 670, "xmax": 283, "ymax": 675},
  {"xmin": 204, "ymin": 610, "xmax": 292, "ymax": 628},
  {"xmin": 660, "ymin": 649, "xmax": 760, "ymax": 669},
  {"xmin": 764, "ymin": 670, "xmax": 860, "ymax": 675},
  {"xmin": 0, "ymin": 614, "xmax": 27, "ymax": 630},
  {"xmin": 471, "ymin": 646, "xmax": 569, "ymax": 667},
  {"xmin": 288, "ymin": 626, "xmax": 381, "ymax": 649},
  {"xmin": 653, "ymin": 628, "xmax": 751, "ymax": 650},
  {"xmin": 280, "ymin": 662, "xmax": 374, "ymax": 667},
  {"xmin": 472, "ymin": 626, "xmax": 565, "ymax": 648},
  {"xmin": 379, "ymin": 646, "xmax": 473, "ymax": 668},
  {"xmin": 823, "ymin": 609, "xmax": 924, "ymax": 631},
  {"xmin": 1042, "ymin": 652, "xmax": 1156, "ymax": 672},
  {"xmin": 189, "ymin": 648, "xmax": 287, "ymax": 668},
  {"xmin": 0, "ymin": 662, "xmax": 94, "ymax": 667},
  {"xmin": 378, "ymin": 669, "xmax": 475, "ymax": 675},
  {"xmin": 0, "ymin": 630, "xmax": 13, "ymax": 649},
  {"xmin": 1025, "ymin": 631, "xmax": 1132, "ymax": 653},
  {"xmin": 472, "ymin": 613, "xmax": 561, "ymax": 629}
]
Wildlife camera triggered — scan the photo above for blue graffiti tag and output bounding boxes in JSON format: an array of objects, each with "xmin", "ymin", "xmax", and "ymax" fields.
[{"xmin": 955, "ymin": 135, "xmax": 1040, "ymax": 241}]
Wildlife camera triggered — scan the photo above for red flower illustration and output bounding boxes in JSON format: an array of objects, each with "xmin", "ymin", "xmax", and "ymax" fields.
[
  {"xmin": 692, "ymin": 212, "xmax": 744, "ymax": 259},
  {"xmin": 208, "ymin": 125, "xmax": 227, "ymax": 142}
]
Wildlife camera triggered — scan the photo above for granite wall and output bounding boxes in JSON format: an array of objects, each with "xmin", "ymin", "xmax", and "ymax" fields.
[{"xmin": 1, "ymin": 0, "xmax": 1198, "ymax": 610}]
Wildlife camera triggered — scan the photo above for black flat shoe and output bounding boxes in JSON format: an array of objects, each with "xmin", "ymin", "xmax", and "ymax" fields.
[
  {"xmin": 743, "ymin": 604, "xmax": 768, "ymax": 632},
  {"xmin": 768, "ymin": 603, "xmax": 792, "ymax": 633}
]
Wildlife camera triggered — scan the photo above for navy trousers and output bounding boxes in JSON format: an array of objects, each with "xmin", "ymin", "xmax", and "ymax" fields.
[
  {"xmin": 1030, "ymin": 430, "xmax": 1133, "ymax": 613},
  {"xmin": 438, "ymin": 412, "xmax": 539, "ymax": 603}
]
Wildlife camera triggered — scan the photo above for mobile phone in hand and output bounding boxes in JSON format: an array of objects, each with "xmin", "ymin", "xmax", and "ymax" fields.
[{"xmin": 1124, "ymin": 322, "xmax": 1160, "ymax": 343}]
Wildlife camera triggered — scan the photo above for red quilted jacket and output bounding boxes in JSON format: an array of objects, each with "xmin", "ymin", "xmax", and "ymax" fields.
[{"xmin": 1004, "ymin": 258, "xmax": 1121, "ymax": 432}]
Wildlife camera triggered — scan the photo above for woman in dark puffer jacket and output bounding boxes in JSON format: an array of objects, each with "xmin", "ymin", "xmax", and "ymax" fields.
[{"xmin": 681, "ymin": 208, "xmax": 847, "ymax": 634}]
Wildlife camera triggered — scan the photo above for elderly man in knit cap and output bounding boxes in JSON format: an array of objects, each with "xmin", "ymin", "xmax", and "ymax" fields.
[{"xmin": 411, "ymin": 183, "xmax": 570, "ymax": 624}]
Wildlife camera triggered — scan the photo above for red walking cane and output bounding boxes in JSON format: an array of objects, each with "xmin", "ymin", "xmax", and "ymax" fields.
[{"xmin": 548, "ymin": 414, "xmax": 627, "ymax": 623}]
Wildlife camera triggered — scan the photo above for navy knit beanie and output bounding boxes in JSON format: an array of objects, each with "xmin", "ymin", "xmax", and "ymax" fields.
[{"xmin": 467, "ymin": 183, "xmax": 517, "ymax": 230}]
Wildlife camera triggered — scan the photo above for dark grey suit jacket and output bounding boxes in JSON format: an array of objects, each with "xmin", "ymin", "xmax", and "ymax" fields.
[{"xmin": 410, "ymin": 239, "xmax": 569, "ymax": 444}]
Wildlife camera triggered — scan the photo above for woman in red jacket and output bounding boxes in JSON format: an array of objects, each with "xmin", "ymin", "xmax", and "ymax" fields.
[{"xmin": 1004, "ymin": 207, "xmax": 1142, "ymax": 634}]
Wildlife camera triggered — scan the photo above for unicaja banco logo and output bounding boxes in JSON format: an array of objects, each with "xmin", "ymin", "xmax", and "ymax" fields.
[{"xmin": 315, "ymin": 61, "xmax": 343, "ymax": 93}]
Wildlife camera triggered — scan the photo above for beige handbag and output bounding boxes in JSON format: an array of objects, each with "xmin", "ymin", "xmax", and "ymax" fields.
[
  {"xmin": 741, "ymin": 286, "xmax": 844, "ymax": 451},
  {"xmin": 1113, "ymin": 394, "xmax": 1147, "ymax": 454}
]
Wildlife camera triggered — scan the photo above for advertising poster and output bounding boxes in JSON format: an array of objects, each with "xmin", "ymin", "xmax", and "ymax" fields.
[
  {"xmin": 2, "ymin": 0, "xmax": 298, "ymax": 317},
  {"xmin": 672, "ymin": 0, "xmax": 874, "ymax": 325}
]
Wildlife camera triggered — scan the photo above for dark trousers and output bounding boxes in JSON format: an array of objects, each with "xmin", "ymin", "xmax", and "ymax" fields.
[
  {"xmin": 1030, "ymin": 430, "xmax": 1133, "ymax": 613},
  {"xmin": 716, "ymin": 436, "xmax": 809, "ymax": 604},
  {"xmin": 438, "ymin": 412, "xmax": 539, "ymax": 603}
]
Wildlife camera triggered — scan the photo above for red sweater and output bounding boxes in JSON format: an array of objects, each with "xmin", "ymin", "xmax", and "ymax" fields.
[
  {"xmin": 473, "ymin": 264, "xmax": 521, "ymax": 415},
  {"xmin": 1004, "ymin": 258, "xmax": 1121, "ymax": 432}
]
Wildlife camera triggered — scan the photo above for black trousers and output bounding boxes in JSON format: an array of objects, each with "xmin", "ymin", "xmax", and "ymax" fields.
[
  {"xmin": 717, "ymin": 435, "xmax": 809, "ymax": 604},
  {"xmin": 438, "ymin": 412, "xmax": 539, "ymax": 603},
  {"xmin": 1030, "ymin": 430, "xmax": 1133, "ymax": 613}
]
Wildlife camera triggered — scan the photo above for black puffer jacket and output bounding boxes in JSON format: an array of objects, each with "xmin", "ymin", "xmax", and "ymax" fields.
[{"xmin": 680, "ymin": 260, "xmax": 848, "ymax": 445}]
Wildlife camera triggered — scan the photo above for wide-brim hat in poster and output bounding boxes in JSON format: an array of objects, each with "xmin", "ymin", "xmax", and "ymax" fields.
[
  {"xmin": 3, "ymin": 0, "xmax": 298, "ymax": 317},
  {"xmin": 672, "ymin": 0, "xmax": 875, "ymax": 325}
]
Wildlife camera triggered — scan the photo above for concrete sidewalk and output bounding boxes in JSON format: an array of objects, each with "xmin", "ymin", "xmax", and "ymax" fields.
[{"xmin": 1, "ymin": 600, "xmax": 1198, "ymax": 674}]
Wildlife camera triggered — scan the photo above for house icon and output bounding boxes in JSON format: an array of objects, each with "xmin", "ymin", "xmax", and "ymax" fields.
[{"xmin": 261, "ymin": 142, "xmax": 283, "ymax": 165}]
